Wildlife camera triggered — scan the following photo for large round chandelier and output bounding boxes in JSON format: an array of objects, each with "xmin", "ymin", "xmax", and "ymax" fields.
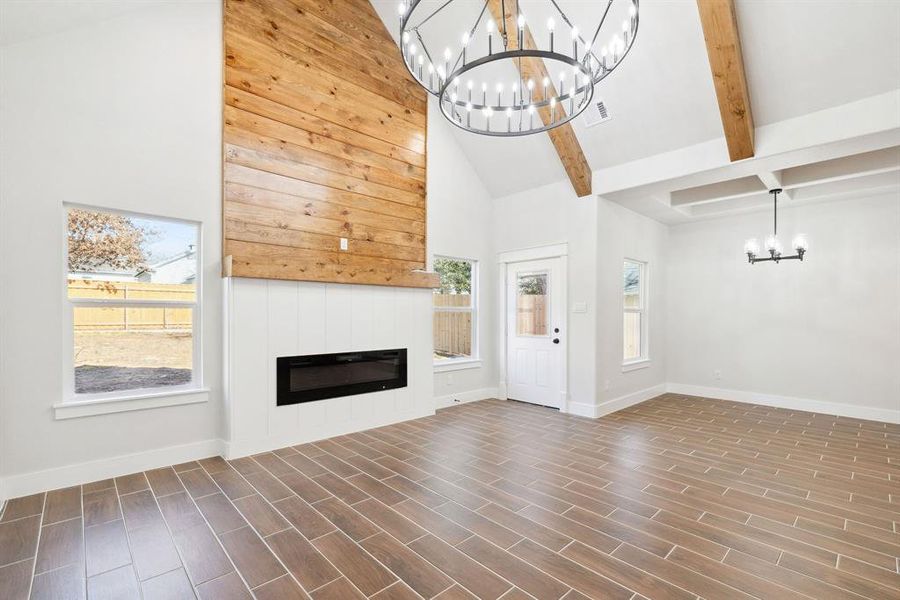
[{"xmin": 396, "ymin": 0, "xmax": 640, "ymax": 136}]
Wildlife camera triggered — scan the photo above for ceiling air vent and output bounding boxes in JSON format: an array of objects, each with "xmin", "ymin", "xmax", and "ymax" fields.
[{"xmin": 583, "ymin": 98, "xmax": 611, "ymax": 128}]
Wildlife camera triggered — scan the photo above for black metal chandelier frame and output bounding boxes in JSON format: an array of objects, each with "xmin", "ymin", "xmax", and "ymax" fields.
[{"xmin": 397, "ymin": 0, "xmax": 640, "ymax": 137}]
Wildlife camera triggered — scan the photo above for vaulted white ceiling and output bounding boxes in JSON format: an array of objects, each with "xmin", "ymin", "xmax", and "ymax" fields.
[
  {"xmin": 7, "ymin": 0, "xmax": 895, "ymax": 217},
  {"xmin": 373, "ymin": 0, "xmax": 900, "ymax": 202}
]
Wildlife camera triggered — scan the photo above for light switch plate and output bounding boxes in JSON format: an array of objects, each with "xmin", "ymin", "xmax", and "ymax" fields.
[
  {"xmin": 340, "ymin": 237, "xmax": 349, "ymax": 251},
  {"xmin": 572, "ymin": 302, "xmax": 587, "ymax": 313}
]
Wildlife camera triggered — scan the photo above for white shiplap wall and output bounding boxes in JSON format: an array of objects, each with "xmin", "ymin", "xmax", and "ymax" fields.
[{"xmin": 223, "ymin": 278, "xmax": 435, "ymax": 457}]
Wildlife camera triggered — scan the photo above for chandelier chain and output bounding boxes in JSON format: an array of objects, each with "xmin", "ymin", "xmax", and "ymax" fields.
[{"xmin": 590, "ymin": 0, "xmax": 615, "ymax": 60}]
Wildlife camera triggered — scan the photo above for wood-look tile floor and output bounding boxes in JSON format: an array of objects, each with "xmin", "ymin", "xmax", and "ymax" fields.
[{"xmin": 1, "ymin": 394, "xmax": 899, "ymax": 600}]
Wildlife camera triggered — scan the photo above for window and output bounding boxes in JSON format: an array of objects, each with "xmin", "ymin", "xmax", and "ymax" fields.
[
  {"xmin": 433, "ymin": 257, "xmax": 477, "ymax": 366},
  {"xmin": 516, "ymin": 272, "xmax": 548, "ymax": 336},
  {"xmin": 623, "ymin": 259, "xmax": 648, "ymax": 366},
  {"xmin": 66, "ymin": 206, "xmax": 201, "ymax": 400}
]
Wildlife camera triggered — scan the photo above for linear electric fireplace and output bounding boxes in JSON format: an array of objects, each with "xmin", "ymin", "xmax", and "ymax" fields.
[{"xmin": 276, "ymin": 348, "xmax": 407, "ymax": 406}]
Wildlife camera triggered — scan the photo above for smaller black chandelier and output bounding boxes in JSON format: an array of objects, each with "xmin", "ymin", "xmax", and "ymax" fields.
[{"xmin": 743, "ymin": 189, "xmax": 809, "ymax": 264}]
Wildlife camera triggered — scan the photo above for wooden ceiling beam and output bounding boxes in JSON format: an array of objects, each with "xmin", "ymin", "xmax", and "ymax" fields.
[
  {"xmin": 487, "ymin": 0, "xmax": 592, "ymax": 197},
  {"xmin": 696, "ymin": 0, "xmax": 754, "ymax": 161}
]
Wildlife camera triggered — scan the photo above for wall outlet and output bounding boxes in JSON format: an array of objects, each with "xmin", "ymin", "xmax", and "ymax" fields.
[
  {"xmin": 604, "ymin": 379, "xmax": 610, "ymax": 391},
  {"xmin": 714, "ymin": 370, "xmax": 722, "ymax": 380},
  {"xmin": 572, "ymin": 302, "xmax": 587, "ymax": 313},
  {"xmin": 340, "ymin": 237, "xmax": 348, "ymax": 251},
  {"xmin": 446, "ymin": 374, "xmax": 454, "ymax": 386}
]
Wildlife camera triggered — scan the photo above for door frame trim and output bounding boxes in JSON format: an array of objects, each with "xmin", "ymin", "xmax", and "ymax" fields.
[{"xmin": 497, "ymin": 243, "xmax": 569, "ymax": 412}]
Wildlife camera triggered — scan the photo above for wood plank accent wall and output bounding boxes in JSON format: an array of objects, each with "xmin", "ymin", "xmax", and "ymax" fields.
[{"xmin": 223, "ymin": 0, "xmax": 439, "ymax": 288}]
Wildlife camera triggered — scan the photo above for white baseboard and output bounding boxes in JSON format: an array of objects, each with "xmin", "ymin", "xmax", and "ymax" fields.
[
  {"xmin": 0, "ymin": 438, "xmax": 223, "ymax": 502},
  {"xmin": 434, "ymin": 387, "xmax": 499, "ymax": 410},
  {"xmin": 666, "ymin": 383, "xmax": 900, "ymax": 424},
  {"xmin": 567, "ymin": 384, "xmax": 667, "ymax": 419}
]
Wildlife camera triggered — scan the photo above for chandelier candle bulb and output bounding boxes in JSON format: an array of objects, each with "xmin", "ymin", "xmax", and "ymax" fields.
[
  {"xmin": 444, "ymin": 47, "xmax": 451, "ymax": 78},
  {"xmin": 496, "ymin": 82, "xmax": 503, "ymax": 105},
  {"xmin": 506, "ymin": 107, "xmax": 512, "ymax": 132},
  {"xmin": 548, "ymin": 18, "xmax": 555, "ymax": 51},
  {"xmin": 487, "ymin": 19, "xmax": 494, "ymax": 54},
  {"xmin": 571, "ymin": 26, "xmax": 579, "ymax": 59},
  {"xmin": 744, "ymin": 238, "xmax": 760, "ymax": 258},
  {"xmin": 517, "ymin": 14, "xmax": 525, "ymax": 49}
]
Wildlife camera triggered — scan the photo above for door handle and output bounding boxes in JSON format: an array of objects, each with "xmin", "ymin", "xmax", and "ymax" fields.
[{"xmin": 552, "ymin": 338, "xmax": 560, "ymax": 344}]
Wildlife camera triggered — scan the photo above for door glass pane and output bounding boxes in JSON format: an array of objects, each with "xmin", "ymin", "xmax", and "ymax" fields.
[
  {"xmin": 517, "ymin": 273, "xmax": 548, "ymax": 336},
  {"xmin": 624, "ymin": 312, "xmax": 641, "ymax": 361},
  {"xmin": 74, "ymin": 306, "xmax": 193, "ymax": 394}
]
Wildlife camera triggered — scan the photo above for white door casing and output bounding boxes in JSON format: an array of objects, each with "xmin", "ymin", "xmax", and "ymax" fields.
[{"xmin": 499, "ymin": 243, "xmax": 568, "ymax": 411}]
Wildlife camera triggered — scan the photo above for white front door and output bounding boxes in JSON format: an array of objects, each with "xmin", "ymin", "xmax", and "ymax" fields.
[{"xmin": 506, "ymin": 258, "xmax": 564, "ymax": 408}]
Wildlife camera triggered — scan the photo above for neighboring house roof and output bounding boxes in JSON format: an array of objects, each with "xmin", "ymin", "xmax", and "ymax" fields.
[
  {"xmin": 70, "ymin": 247, "xmax": 196, "ymax": 284},
  {"xmin": 148, "ymin": 248, "xmax": 195, "ymax": 270}
]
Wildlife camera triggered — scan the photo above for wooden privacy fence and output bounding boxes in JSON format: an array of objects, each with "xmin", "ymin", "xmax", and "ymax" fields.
[
  {"xmin": 517, "ymin": 295, "xmax": 547, "ymax": 336},
  {"xmin": 69, "ymin": 280, "xmax": 195, "ymax": 331},
  {"xmin": 434, "ymin": 294, "xmax": 472, "ymax": 357}
]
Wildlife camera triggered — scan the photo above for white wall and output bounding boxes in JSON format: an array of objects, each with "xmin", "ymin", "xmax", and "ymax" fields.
[
  {"xmin": 0, "ymin": 2, "xmax": 224, "ymax": 496},
  {"xmin": 493, "ymin": 180, "xmax": 600, "ymax": 414},
  {"xmin": 596, "ymin": 198, "xmax": 668, "ymax": 411},
  {"xmin": 666, "ymin": 192, "xmax": 900, "ymax": 422},
  {"xmin": 426, "ymin": 99, "xmax": 498, "ymax": 406}
]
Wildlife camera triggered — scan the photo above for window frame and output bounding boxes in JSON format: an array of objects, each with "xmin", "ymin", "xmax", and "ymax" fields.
[
  {"xmin": 59, "ymin": 203, "xmax": 206, "ymax": 415},
  {"xmin": 432, "ymin": 255, "xmax": 480, "ymax": 372},
  {"xmin": 622, "ymin": 258, "xmax": 650, "ymax": 370}
]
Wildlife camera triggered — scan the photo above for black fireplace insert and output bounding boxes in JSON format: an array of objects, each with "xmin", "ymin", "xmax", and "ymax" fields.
[{"xmin": 276, "ymin": 348, "xmax": 407, "ymax": 406}]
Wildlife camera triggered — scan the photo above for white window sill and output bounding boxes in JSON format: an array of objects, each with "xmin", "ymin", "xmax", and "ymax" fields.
[
  {"xmin": 54, "ymin": 387, "xmax": 210, "ymax": 420},
  {"xmin": 434, "ymin": 359, "xmax": 482, "ymax": 373},
  {"xmin": 622, "ymin": 359, "xmax": 651, "ymax": 373}
]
